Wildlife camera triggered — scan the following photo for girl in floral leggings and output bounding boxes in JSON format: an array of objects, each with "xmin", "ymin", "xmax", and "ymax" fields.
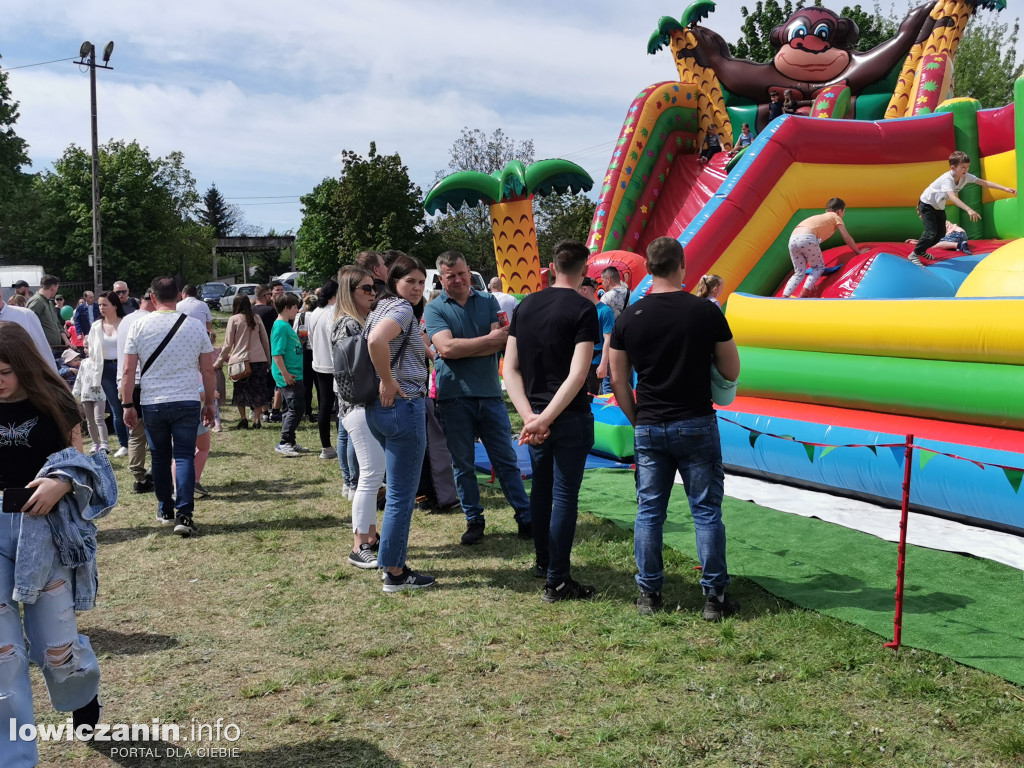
[{"xmin": 783, "ymin": 198, "xmax": 868, "ymax": 298}]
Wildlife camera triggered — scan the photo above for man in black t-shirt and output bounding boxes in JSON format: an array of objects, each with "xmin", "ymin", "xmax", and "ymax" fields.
[
  {"xmin": 608, "ymin": 237, "xmax": 741, "ymax": 620},
  {"xmin": 504, "ymin": 240, "xmax": 600, "ymax": 603}
]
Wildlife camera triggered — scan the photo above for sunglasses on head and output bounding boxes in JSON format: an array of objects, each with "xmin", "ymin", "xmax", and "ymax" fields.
[{"xmin": 354, "ymin": 284, "xmax": 376, "ymax": 295}]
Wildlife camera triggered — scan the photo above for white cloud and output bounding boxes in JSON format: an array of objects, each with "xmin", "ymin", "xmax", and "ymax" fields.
[{"xmin": 6, "ymin": 0, "xmax": 748, "ymax": 232}]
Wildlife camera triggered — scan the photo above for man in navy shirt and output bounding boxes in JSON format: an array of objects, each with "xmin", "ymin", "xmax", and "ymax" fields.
[{"xmin": 423, "ymin": 251, "xmax": 531, "ymax": 546}]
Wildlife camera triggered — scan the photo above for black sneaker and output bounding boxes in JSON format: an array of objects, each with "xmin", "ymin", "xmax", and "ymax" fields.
[
  {"xmin": 461, "ymin": 519, "xmax": 485, "ymax": 545},
  {"xmin": 134, "ymin": 477, "xmax": 153, "ymax": 494},
  {"xmin": 382, "ymin": 567, "xmax": 436, "ymax": 593},
  {"xmin": 517, "ymin": 521, "xmax": 533, "ymax": 540},
  {"xmin": 173, "ymin": 515, "xmax": 199, "ymax": 537},
  {"xmin": 532, "ymin": 562, "xmax": 547, "ymax": 579},
  {"xmin": 72, "ymin": 694, "xmax": 101, "ymax": 730},
  {"xmin": 542, "ymin": 578, "xmax": 595, "ymax": 603},
  {"xmin": 637, "ymin": 591, "xmax": 663, "ymax": 616},
  {"xmin": 193, "ymin": 482, "xmax": 209, "ymax": 498},
  {"xmin": 347, "ymin": 544, "xmax": 378, "ymax": 569},
  {"xmin": 251, "ymin": 420, "xmax": 262, "ymax": 430},
  {"xmin": 156, "ymin": 511, "xmax": 174, "ymax": 525},
  {"xmin": 232, "ymin": 419, "xmax": 249, "ymax": 430},
  {"xmin": 702, "ymin": 592, "xmax": 739, "ymax": 622}
]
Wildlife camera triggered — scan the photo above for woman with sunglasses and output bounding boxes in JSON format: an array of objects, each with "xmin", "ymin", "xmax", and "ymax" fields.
[
  {"xmin": 331, "ymin": 266, "xmax": 384, "ymax": 569},
  {"xmin": 85, "ymin": 291, "xmax": 129, "ymax": 457},
  {"xmin": 364, "ymin": 254, "xmax": 434, "ymax": 592}
]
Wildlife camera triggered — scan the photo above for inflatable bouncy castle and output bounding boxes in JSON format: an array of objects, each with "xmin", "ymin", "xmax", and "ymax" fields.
[{"xmin": 587, "ymin": 1, "xmax": 1024, "ymax": 535}]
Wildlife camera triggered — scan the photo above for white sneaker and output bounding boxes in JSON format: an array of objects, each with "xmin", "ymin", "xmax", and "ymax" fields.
[
  {"xmin": 89, "ymin": 444, "xmax": 99, "ymax": 455},
  {"xmin": 112, "ymin": 446, "xmax": 128, "ymax": 458},
  {"xmin": 342, "ymin": 484, "xmax": 354, "ymax": 500},
  {"xmin": 318, "ymin": 447, "xmax": 338, "ymax": 460},
  {"xmin": 275, "ymin": 443, "xmax": 301, "ymax": 458},
  {"xmin": 98, "ymin": 444, "xmax": 109, "ymax": 453}
]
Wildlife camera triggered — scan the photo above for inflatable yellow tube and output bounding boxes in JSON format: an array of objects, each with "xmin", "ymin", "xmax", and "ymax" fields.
[
  {"xmin": 727, "ymin": 292, "xmax": 1024, "ymax": 365},
  {"xmin": 979, "ymin": 150, "xmax": 1018, "ymax": 203},
  {"xmin": 957, "ymin": 240, "xmax": 1024, "ymax": 299}
]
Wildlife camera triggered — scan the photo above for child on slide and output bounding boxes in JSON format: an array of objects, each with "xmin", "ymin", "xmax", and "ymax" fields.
[
  {"xmin": 782, "ymin": 198, "xmax": 869, "ymax": 299},
  {"xmin": 908, "ymin": 150, "xmax": 1015, "ymax": 267},
  {"xmin": 697, "ymin": 124, "xmax": 723, "ymax": 166}
]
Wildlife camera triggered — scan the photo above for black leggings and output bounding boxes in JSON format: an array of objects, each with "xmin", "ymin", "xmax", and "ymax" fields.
[
  {"xmin": 314, "ymin": 371, "xmax": 336, "ymax": 449},
  {"xmin": 914, "ymin": 201, "xmax": 947, "ymax": 256},
  {"xmin": 302, "ymin": 349, "xmax": 315, "ymax": 416}
]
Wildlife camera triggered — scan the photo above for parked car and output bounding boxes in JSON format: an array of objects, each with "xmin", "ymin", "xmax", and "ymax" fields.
[
  {"xmin": 424, "ymin": 269, "xmax": 487, "ymax": 294},
  {"xmin": 200, "ymin": 282, "xmax": 229, "ymax": 309},
  {"xmin": 217, "ymin": 283, "xmax": 260, "ymax": 312}
]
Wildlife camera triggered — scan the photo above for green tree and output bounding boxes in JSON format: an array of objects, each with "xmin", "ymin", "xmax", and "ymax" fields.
[
  {"xmin": 198, "ymin": 183, "xmax": 242, "ymax": 238},
  {"xmin": 730, "ymin": 0, "xmax": 797, "ymax": 63},
  {"xmin": 296, "ymin": 143, "xmax": 422, "ymax": 283},
  {"xmin": 427, "ymin": 128, "xmax": 536, "ymax": 277},
  {"xmin": 29, "ymin": 140, "xmax": 210, "ymax": 287},
  {"xmin": 840, "ymin": 4, "xmax": 899, "ymax": 51},
  {"xmin": 953, "ymin": 9, "xmax": 1022, "ymax": 107},
  {"xmin": 0, "ymin": 54, "xmax": 34, "ymax": 261},
  {"xmin": 535, "ymin": 193, "xmax": 597, "ymax": 261}
]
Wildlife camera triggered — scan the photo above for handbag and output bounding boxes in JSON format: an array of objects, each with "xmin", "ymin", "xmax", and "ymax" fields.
[
  {"xmin": 227, "ymin": 321, "xmax": 254, "ymax": 381},
  {"xmin": 333, "ymin": 316, "xmax": 412, "ymax": 406}
]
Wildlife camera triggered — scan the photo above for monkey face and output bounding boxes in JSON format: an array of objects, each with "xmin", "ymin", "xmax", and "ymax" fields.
[{"xmin": 772, "ymin": 11, "xmax": 854, "ymax": 82}]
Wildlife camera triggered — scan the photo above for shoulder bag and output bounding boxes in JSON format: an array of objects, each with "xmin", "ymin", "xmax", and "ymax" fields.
[
  {"xmin": 131, "ymin": 314, "xmax": 188, "ymax": 416},
  {"xmin": 227, "ymin": 320, "xmax": 254, "ymax": 382}
]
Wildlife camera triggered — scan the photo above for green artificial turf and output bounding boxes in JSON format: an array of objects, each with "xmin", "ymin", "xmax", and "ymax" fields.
[{"xmin": 578, "ymin": 468, "xmax": 1024, "ymax": 686}]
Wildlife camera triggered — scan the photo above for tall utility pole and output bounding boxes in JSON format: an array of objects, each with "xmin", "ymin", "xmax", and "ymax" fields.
[{"xmin": 75, "ymin": 41, "xmax": 114, "ymax": 296}]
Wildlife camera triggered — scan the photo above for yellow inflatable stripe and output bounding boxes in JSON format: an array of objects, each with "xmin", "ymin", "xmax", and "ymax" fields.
[
  {"xmin": 979, "ymin": 150, "xmax": 1017, "ymax": 204},
  {"xmin": 726, "ymin": 292, "xmax": 1024, "ymax": 365}
]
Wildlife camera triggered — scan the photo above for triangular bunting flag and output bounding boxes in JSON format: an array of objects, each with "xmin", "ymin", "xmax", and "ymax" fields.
[
  {"xmin": 918, "ymin": 449, "xmax": 938, "ymax": 469},
  {"xmin": 748, "ymin": 430, "xmax": 761, "ymax": 449},
  {"xmin": 1002, "ymin": 467, "xmax": 1024, "ymax": 494},
  {"xmin": 819, "ymin": 445, "xmax": 836, "ymax": 460},
  {"xmin": 803, "ymin": 442, "xmax": 816, "ymax": 463},
  {"xmin": 888, "ymin": 445, "xmax": 905, "ymax": 467}
]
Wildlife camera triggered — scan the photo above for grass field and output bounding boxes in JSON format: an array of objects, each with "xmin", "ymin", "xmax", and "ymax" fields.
[{"xmin": 29, "ymin": 318, "xmax": 1024, "ymax": 767}]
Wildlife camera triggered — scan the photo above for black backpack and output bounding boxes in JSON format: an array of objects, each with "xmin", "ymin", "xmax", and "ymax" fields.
[{"xmin": 333, "ymin": 316, "xmax": 412, "ymax": 406}]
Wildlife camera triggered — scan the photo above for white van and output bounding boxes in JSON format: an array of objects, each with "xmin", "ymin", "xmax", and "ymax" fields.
[
  {"xmin": 424, "ymin": 269, "xmax": 487, "ymax": 294},
  {"xmin": 0, "ymin": 265, "xmax": 44, "ymax": 299}
]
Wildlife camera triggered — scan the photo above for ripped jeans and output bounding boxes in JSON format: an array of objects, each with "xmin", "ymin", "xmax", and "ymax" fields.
[{"xmin": 0, "ymin": 511, "xmax": 100, "ymax": 768}]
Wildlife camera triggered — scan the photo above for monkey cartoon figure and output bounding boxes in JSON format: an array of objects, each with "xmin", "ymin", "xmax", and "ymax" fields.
[{"xmin": 674, "ymin": 2, "xmax": 938, "ymax": 127}]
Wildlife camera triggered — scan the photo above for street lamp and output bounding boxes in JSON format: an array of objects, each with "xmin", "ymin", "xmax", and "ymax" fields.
[{"xmin": 74, "ymin": 41, "xmax": 114, "ymax": 295}]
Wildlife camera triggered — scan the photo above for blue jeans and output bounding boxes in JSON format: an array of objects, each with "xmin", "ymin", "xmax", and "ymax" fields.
[
  {"xmin": 633, "ymin": 413, "xmax": 729, "ymax": 596},
  {"xmin": 0, "ymin": 513, "xmax": 100, "ymax": 768},
  {"xmin": 101, "ymin": 359, "xmax": 129, "ymax": 448},
  {"xmin": 600, "ymin": 376, "xmax": 613, "ymax": 395},
  {"xmin": 280, "ymin": 380, "xmax": 305, "ymax": 446},
  {"xmin": 142, "ymin": 401, "xmax": 201, "ymax": 521},
  {"xmin": 367, "ymin": 397, "xmax": 426, "ymax": 569},
  {"xmin": 437, "ymin": 396, "xmax": 530, "ymax": 525},
  {"xmin": 337, "ymin": 418, "xmax": 359, "ymax": 487},
  {"xmin": 527, "ymin": 409, "xmax": 593, "ymax": 583}
]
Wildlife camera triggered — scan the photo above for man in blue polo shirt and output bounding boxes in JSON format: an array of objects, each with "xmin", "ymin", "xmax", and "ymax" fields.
[{"xmin": 424, "ymin": 251, "xmax": 532, "ymax": 546}]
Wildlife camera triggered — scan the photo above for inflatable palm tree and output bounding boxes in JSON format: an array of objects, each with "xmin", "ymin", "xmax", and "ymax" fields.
[{"xmin": 424, "ymin": 159, "xmax": 593, "ymax": 294}]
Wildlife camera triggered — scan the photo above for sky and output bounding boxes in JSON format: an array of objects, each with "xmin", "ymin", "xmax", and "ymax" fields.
[{"xmin": 2, "ymin": 1, "xmax": 752, "ymax": 235}]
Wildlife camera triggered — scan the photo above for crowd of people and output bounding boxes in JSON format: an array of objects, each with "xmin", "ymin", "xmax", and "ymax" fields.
[{"xmin": 0, "ymin": 239, "xmax": 743, "ymax": 764}]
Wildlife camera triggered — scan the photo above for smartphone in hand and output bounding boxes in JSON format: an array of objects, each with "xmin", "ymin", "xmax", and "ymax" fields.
[{"xmin": 3, "ymin": 487, "xmax": 33, "ymax": 514}]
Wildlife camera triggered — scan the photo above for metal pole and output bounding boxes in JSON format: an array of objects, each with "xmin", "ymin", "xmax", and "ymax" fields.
[
  {"xmin": 88, "ymin": 45, "xmax": 103, "ymax": 296},
  {"xmin": 884, "ymin": 434, "xmax": 915, "ymax": 652}
]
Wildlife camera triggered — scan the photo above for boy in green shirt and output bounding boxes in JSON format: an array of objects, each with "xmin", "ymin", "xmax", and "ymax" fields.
[{"xmin": 271, "ymin": 293, "xmax": 306, "ymax": 457}]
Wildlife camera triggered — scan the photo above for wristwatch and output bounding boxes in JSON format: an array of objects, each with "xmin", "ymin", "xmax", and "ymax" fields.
[{"xmin": 121, "ymin": 402, "xmax": 134, "ymax": 408}]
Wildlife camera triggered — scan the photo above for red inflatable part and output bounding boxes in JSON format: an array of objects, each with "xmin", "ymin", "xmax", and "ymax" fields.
[
  {"xmin": 977, "ymin": 104, "xmax": 1015, "ymax": 158},
  {"xmin": 587, "ymin": 250, "xmax": 649, "ymax": 291},
  {"xmin": 637, "ymin": 152, "xmax": 727, "ymax": 255}
]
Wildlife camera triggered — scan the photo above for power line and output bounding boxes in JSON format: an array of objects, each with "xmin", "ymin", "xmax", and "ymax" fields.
[
  {"xmin": 0, "ymin": 56, "xmax": 78, "ymax": 71},
  {"xmin": 224, "ymin": 195, "xmax": 302, "ymax": 200}
]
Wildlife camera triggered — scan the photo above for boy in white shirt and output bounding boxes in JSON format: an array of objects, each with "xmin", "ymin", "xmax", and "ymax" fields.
[{"xmin": 909, "ymin": 151, "xmax": 1015, "ymax": 267}]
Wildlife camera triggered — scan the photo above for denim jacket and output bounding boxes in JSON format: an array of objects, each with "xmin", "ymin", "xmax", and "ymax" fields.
[{"xmin": 13, "ymin": 447, "xmax": 117, "ymax": 610}]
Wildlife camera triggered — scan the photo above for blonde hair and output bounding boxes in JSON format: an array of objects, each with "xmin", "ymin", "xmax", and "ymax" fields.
[
  {"xmin": 693, "ymin": 274, "xmax": 724, "ymax": 299},
  {"xmin": 335, "ymin": 266, "xmax": 374, "ymax": 326}
]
